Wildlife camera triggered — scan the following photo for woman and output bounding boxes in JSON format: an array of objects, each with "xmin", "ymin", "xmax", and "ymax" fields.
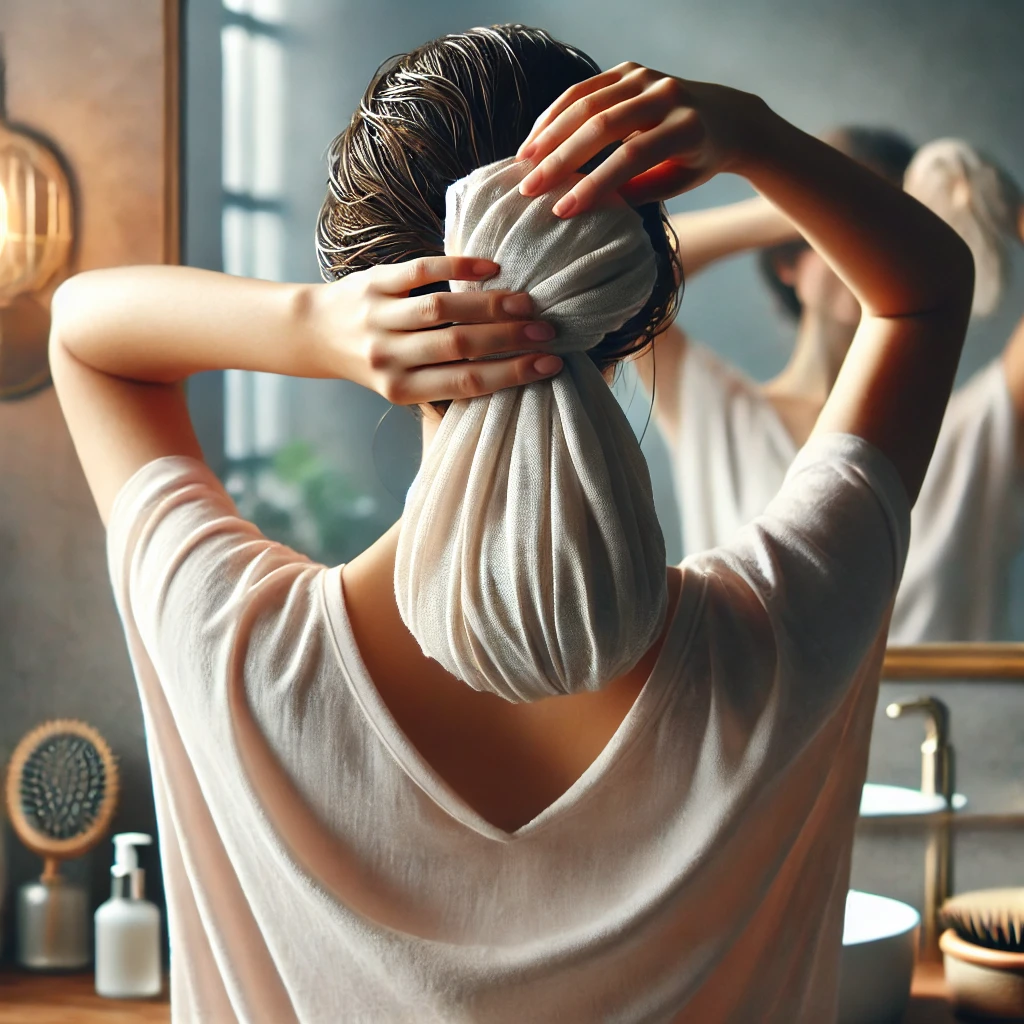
[
  {"xmin": 650, "ymin": 132, "xmax": 1024, "ymax": 642},
  {"xmin": 50, "ymin": 26, "xmax": 971, "ymax": 1024}
]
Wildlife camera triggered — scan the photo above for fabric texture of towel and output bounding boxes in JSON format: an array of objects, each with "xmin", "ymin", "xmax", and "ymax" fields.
[
  {"xmin": 393, "ymin": 156, "xmax": 666, "ymax": 701},
  {"xmin": 904, "ymin": 138, "xmax": 1021, "ymax": 317}
]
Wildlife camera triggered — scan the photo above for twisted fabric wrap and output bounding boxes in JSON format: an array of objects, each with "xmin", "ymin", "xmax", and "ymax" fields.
[
  {"xmin": 904, "ymin": 139, "xmax": 1020, "ymax": 317},
  {"xmin": 394, "ymin": 157, "xmax": 667, "ymax": 703}
]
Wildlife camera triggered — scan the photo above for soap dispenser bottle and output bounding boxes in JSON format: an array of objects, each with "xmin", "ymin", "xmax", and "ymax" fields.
[{"xmin": 95, "ymin": 832, "xmax": 162, "ymax": 998}]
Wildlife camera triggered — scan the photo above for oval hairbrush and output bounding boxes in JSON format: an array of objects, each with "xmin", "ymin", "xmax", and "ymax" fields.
[
  {"xmin": 940, "ymin": 889, "xmax": 1024, "ymax": 1019},
  {"xmin": 5, "ymin": 719, "xmax": 120, "ymax": 968}
]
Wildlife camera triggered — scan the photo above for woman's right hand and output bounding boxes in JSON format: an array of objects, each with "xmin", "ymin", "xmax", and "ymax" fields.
[
  {"xmin": 520, "ymin": 62, "xmax": 975, "ymax": 506},
  {"xmin": 515, "ymin": 64, "xmax": 770, "ymax": 216},
  {"xmin": 318, "ymin": 256, "xmax": 563, "ymax": 404}
]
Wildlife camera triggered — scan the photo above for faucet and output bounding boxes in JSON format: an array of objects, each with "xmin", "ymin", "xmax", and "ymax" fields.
[
  {"xmin": 885, "ymin": 696, "xmax": 955, "ymax": 803},
  {"xmin": 884, "ymin": 696, "xmax": 956, "ymax": 960}
]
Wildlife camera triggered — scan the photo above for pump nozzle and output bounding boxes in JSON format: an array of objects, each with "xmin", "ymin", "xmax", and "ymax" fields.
[
  {"xmin": 109, "ymin": 833, "xmax": 152, "ymax": 900},
  {"xmin": 111, "ymin": 832, "xmax": 152, "ymax": 876}
]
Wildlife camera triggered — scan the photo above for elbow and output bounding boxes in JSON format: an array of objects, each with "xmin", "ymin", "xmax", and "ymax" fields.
[
  {"xmin": 48, "ymin": 278, "xmax": 73, "ymax": 366},
  {"xmin": 48, "ymin": 274, "xmax": 84, "ymax": 358}
]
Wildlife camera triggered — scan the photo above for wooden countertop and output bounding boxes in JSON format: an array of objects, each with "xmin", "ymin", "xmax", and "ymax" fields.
[
  {"xmin": 0, "ymin": 963, "xmax": 957, "ymax": 1022},
  {"xmin": 905, "ymin": 962, "xmax": 959, "ymax": 1024},
  {"xmin": 0, "ymin": 970, "xmax": 169, "ymax": 1023}
]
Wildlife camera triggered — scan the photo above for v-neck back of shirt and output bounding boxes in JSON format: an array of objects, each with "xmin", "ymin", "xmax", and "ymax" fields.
[{"xmin": 321, "ymin": 563, "xmax": 703, "ymax": 842}]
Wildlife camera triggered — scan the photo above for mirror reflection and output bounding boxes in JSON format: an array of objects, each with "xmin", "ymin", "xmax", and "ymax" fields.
[
  {"xmin": 654, "ymin": 136, "xmax": 1023, "ymax": 643},
  {"xmin": 185, "ymin": 0, "xmax": 1024, "ymax": 642}
]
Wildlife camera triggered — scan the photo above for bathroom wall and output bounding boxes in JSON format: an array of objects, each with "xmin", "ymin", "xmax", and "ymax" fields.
[
  {"xmin": 3, "ymin": 0, "xmax": 1014, "ymax": 978},
  {"xmin": 184, "ymin": 0, "xmax": 1024, "ymax": 926},
  {"xmin": 0, "ymin": 0, "xmax": 172, "ymax": 957}
]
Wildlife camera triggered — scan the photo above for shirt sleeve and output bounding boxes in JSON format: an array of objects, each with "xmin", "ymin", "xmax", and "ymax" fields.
[
  {"xmin": 925, "ymin": 358, "xmax": 1020, "ymax": 528},
  {"xmin": 686, "ymin": 433, "xmax": 911, "ymax": 728},
  {"xmin": 106, "ymin": 456, "xmax": 319, "ymax": 720},
  {"xmin": 889, "ymin": 358, "xmax": 1024, "ymax": 641}
]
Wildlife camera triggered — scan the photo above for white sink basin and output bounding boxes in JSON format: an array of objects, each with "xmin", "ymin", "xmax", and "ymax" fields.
[
  {"xmin": 860, "ymin": 782, "xmax": 967, "ymax": 817},
  {"xmin": 839, "ymin": 890, "xmax": 920, "ymax": 1024}
]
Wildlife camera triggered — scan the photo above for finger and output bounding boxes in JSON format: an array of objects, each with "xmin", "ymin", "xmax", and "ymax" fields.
[
  {"xmin": 371, "ymin": 256, "xmax": 498, "ymax": 295},
  {"xmin": 553, "ymin": 110, "xmax": 705, "ymax": 217},
  {"xmin": 517, "ymin": 63, "xmax": 640, "ymax": 158},
  {"xmin": 516, "ymin": 80, "xmax": 651, "ymax": 192},
  {"xmin": 376, "ymin": 289, "xmax": 537, "ymax": 331},
  {"xmin": 519, "ymin": 90, "xmax": 672, "ymax": 199},
  {"xmin": 550, "ymin": 124, "xmax": 694, "ymax": 216},
  {"xmin": 404, "ymin": 319, "xmax": 557, "ymax": 368},
  {"xmin": 398, "ymin": 354, "xmax": 564, "ymax": 404}
]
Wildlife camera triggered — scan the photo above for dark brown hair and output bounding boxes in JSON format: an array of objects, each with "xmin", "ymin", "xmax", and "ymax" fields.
[
  {"xmin": 759, "ymin": 126, "xmax": 916, "ymax": 318},
  {"xmin": 316, "ymin": 25, "xmax": 681, "ymax": 376}
]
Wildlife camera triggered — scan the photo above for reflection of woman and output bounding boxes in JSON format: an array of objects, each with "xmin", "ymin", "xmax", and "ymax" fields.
[
  {"xmin": 50, "ymin": 27, "xmax": 972, "ymax": 1022},
  {"xmin": 649, "ymin": 136, "xmax": 1024, "ymax": 641}
]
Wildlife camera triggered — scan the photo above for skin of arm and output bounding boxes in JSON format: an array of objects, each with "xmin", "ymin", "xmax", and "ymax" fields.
[
  {"xmin": 517, "ymin": 65, "xmax": 974, "ymax": 504},
  {"xmin": 670, "ymin": 195, "xmax": 800, "ymax": 279},
  {"xmin": 636, "ymin": 196, "xmax": 800, "ymax": 435},
  {"xmin": 50, "ymin": 258, "xmax": 563, "ymax": 524}
]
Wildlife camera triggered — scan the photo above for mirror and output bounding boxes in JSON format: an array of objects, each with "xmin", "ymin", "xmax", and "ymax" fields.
[{"xmin": 182, "ymin": 0, "xmax": 1024, "ymax": 643}]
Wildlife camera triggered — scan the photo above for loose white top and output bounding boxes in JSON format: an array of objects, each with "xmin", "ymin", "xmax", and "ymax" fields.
[
  {"xmin": 108, "ymin": 433, "xmax": 908, "ymax": 1023},
  {"xmin": 671, "ymin": 345, "xmax": 1023, "ymax": 642}
]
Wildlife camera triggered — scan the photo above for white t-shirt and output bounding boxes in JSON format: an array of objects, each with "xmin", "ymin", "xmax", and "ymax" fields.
[
  {"xmin": 107, "ymin": 433, "xmax": 908, "ymax": 1024},
  {"xmin": 671, "ymin": 345, "xmax": 1024, "ymax": 642}
]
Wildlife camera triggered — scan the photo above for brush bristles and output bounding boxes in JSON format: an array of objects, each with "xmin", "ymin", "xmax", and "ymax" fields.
[
  {"xmin": 19, "ymin": 733, "xmax": 107, "ymax": 841},
  {"xmin": 941, "ymin": 889, "xmax": 1024, "ymax": 953}
]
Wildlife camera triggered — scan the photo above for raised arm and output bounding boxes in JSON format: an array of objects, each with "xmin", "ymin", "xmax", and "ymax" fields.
[
  {"xmin": 50, "ymin": 260, "xmax": 562, "ymax": 523},
  {"xmin": 517, "ymin": 64, "xmax": 973, "ymax": 503},
  {"xmin": 635, "ymin": 196, "xmax": 798, "ymax": 428},
  {"xmin": 670, "ymin": 196, "xmax": 799, "ymax": 279}
]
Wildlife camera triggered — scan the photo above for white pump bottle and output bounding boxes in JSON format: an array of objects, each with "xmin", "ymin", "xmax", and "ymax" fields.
[{"xmin": 95, "ymin": 832, "xmax": 162, "ymax": 998}]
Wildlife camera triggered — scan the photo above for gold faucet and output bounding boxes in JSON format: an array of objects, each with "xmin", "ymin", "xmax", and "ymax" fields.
[
  {"xmin": 884, "ymin": 697, "xmax": 955, "ymax": 802},
  {"xmin": 885, "ymin": 696, "xmax": 956, "ymax": 961}
]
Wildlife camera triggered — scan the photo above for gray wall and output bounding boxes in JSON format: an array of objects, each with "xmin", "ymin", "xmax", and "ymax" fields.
[{"xmin": 187, "ymin": 0, "xmax": 1024, "ymax": 936}]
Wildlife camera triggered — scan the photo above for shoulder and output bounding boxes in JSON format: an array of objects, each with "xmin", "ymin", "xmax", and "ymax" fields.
[
  {"xmin": 107, "ymin": 455, "xmax": 327, "ymax": 685},
  {"xmin": 688, "ymin": 433, "xmax": 910, "ymax": 683}
]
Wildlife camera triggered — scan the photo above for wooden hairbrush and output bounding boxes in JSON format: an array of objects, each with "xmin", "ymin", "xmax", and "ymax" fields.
[
  {"xmin": 940, "ymin": 889, "xmax": 1024, "ymax": 1019},
  {"xmin": 942, "ymin": 890, "xmax": 1024, "ymax": 953},
  {"xmin": 4, "ymin": 719, "xmax": 120, "ymax": 968}
]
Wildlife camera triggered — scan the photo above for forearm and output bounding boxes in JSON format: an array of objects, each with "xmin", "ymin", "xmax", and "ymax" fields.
[
  {"xmin": 740, "ymin": 109, "xmax": 973, "ymax": 318},
  {"xmin": 50, "ymin": 266, "xmax": 327, "ymax": 383},
  {"xmin": 669, "ymin": 196, "xmax": 799, "ymax": 278}
]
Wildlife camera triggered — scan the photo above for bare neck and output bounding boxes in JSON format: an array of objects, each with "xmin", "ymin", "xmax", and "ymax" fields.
[{"xmin": 768, "ymin": 309, "xmax": 858, "ymax": 402}]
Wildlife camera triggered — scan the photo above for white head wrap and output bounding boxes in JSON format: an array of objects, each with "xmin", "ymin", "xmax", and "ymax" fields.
[
  {"xmin": 904, "ymin": 139, "xmax": 1022, "ymax": 317},
  {"xmin": 394, "ymin": 156, "xmax": 667, "ymax": 702}
]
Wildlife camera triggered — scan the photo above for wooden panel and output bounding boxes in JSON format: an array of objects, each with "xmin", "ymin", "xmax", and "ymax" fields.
[
  {"xmin": 1, "ymin": 0, "xmax": 171, "ymax": 272},
  {"xmin": 0, "ymin": 971, "xmax": 169, "ymax": 1023},
  {"xmin": 884, "ymin": 644, "xmax": 1024, "ymax": 680},
  {"xmin": 0, "ymin": 0, "xmax": 178, "ymax": 959}
]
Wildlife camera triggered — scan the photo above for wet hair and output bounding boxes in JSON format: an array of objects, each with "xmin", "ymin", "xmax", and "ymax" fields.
[
  {"xmin": 316, "ymin": 25, "xmax": 681, "ymax": 381},
  {"xmin": 759, "ymin": 127, "xmax": 917, "ymax": 319}
]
